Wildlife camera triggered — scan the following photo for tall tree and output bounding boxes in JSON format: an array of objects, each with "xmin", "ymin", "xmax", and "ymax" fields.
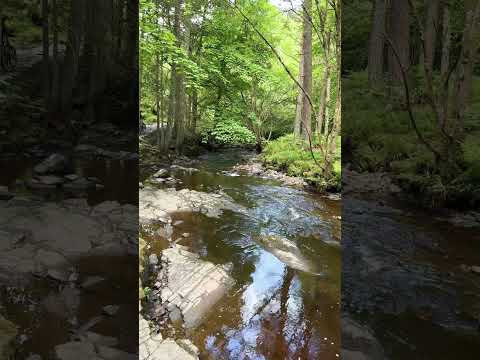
[
  {"xmin": 388, "ymin": 0, "xmax": 410, "ymax": 84},
  {"xmin": 423, "ymin": 0, "xmax": 440, "ymax": 71},
  {"xmin": 300, "ymin": 0, "xmax": 313, "ymax": 141},
  {"xmin": 174, "ymin": 0, "xmax": 186, "ymax": 151},
  {"xmin": 41, "ymin": 0, "xmax": 50, "ymax": 108},
  {"xmin": 368, "ymin": 0, "xmax": 387, "ymax": 88}
]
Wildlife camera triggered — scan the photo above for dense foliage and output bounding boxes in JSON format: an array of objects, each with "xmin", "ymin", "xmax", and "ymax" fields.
[
  {"xmin": 343, "ymin": 0, "xmax": 480, "ymax": 208},
  {"xmin": 140, "ymin": 0, "xmax": 340, "ymax": 189}
]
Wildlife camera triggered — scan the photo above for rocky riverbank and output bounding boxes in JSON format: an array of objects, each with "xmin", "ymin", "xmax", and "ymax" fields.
[
  {"xmin": 0, "ymin": 191, "xmax": 138, "ymax": 358},
  {"xmin": 343, "ymin": 164, "xmax": 480, "ymax": 228},
  {"xmin": 139, "ymin": 182, "xmax": 246, "ymax": 359},
  {"xmin": 228, "ymin": 155, "xmax": 308, "ymax": 187}
]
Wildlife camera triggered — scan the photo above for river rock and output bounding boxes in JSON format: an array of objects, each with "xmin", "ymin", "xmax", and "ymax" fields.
[
  {"xmin": 35, "ymin": 249, "xmax": 70, "ymax": 270},
  {"xmin": 76, "ymin": 332, "xmax": 118, "ymax": 347},
  {"xmin": 63, "ymin": 177, "xmax": 95, "ymax": 191},
  {"xmin": 34, "ymin": 153, "xmax": 67, "ymax": 174},
  {"xmin": 0, "ymin": 185, "xmax": 13, "ymax": 200},
  {"xmin": 153, "ymin": 169, "xmax": 169, "ymax": 178},
  {"xmin": 140, "ymin": 187, "xmax": 246, "ymax": 222},
  {"xmin": 102, "ymin": 305, "xmax": 120, "ymax": 316},
  {"xmin": 341, "ymin": 317, "xmax": 387, "ymax": 360},
  {"xmin": 149, "ymin": 254, "xmax": 159, "ymax": 266},
  {"xmin": 256, "ymin": 235, "xmax": 317, "ymax": 274},
  {"xmin": 81, "ymin": 276, "xmax": 105, "ymax": 289},
  {"xmin": 159, "ymin": 245, "xmax": 234, "ymax": 328},
  {"xmin": 140, "ymin": 313, "xmax": 199, "ymax": 360},
  {"xmin": 55, "ymin": 341, "xmax": 97, "ymax": 360},
  {"xmin": 170, "ymin": 165, "xmax": 199, "ymax": 174},
  {"xmin": 96, "ymin": 345, "xmax": 136, "ymax": 360},
  {"xmin": 64, "ymin": 174, "xmax": 80, "ymax": 181},
  {"xmin": 35, "ymin": 175, "xmax": 64, "ymax": 185}
]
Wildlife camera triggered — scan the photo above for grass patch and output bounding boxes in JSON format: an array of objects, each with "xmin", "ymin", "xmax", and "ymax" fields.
[{"xmin": 263, "ymin": 133, "xmax": 341, "ymax": 191}]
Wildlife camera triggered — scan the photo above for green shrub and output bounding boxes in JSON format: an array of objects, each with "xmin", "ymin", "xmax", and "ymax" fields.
[{"xmin": 204, "ymin": 119, "xmax": 256, "ymax": 145}]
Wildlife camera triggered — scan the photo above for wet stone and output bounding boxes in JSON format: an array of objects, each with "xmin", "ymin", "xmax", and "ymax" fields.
[
  {"xmin": 159, "ymin": 245, "xmax": 234, "ymax": 329},
  {"xmin": 35, "ymin": 175, "xmax": 64, "ymax": 185},
  {"xmin": 0, "ymin": 185, "xmax": 14, "ymax": 200},
  {"xmin": 153, "ymin": 169, "xmax": 169, "ymax": 178},
  {"xmin": 102, "ymin": 305, "xmax": 120, "ymax": 316},
  {"xmin": 33, "ymin": 153, "xmax": 67, "ymax": 174},
  {"xmin": 81, "ymin": 276, "xmax": 105, "ymax": 289}
]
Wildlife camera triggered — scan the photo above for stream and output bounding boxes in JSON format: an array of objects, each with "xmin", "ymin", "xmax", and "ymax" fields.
[
  {"xmin": 141, "ymin": 150, "xmax": 341, "ymax": 359},
  {"xmin": 343, "ymin": 197, "xmax": 480, "ymax": 359}
]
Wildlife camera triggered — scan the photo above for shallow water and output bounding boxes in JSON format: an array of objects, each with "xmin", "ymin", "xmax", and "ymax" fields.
[
  {"xmin": 143, "ymin": 150, "xmax": 341, "ymax": 359},
  {"xmin": 0, "ymin": 155, "xmax": 138, "ymax": 205},
  {"xmin": 0, "ymin": 154, "xmax": 138, "ymax": 358},
  {"xmin": 342, "ymin": 197, "xmax": 480, "ymax": 359}
]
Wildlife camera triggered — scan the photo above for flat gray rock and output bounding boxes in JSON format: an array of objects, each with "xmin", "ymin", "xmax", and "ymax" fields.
[{"xmin": 160, "ymin": 245, "xmax": 234, "ymax": 328}]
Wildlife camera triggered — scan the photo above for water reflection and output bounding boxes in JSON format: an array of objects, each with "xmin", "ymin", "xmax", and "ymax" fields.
[{"xmin": 150, "ymin": 151, "xmax": 342, "ymax": 359}]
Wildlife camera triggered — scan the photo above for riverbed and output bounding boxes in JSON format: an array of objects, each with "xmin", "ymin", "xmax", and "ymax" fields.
[{"xmin": 140, "ymin": 150, "xmax": 341, "ymax": 359}]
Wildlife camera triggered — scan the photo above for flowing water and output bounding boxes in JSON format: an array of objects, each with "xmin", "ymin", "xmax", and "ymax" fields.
[
  {"xmin": 343, "ymin": 197, "xmax": 480, "ymax": 359},
  {"xmin": 142, "ymin": 150, "xmax": 342, "ymax": 359}
]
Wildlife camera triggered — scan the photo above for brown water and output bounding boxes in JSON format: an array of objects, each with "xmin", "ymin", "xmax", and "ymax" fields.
[
  {"xmin": 0, "ymin": 154, "xmax": 138, "ymax": 358},
  {"xmin": 342, "ymin": 197, "xmax": 480, "ymax": 359},
  {"xmin": 142, "ymin": 151, "xmax": 342, "ymax": 359}
]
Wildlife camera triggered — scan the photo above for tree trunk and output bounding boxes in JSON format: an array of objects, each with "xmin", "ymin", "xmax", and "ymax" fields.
[
  {"xmin": 174, "ymin": 0, "xmax": 186, "ymax": 151},
  {"xmin": 388, "ymin": 0, "xmax": 410, "ymax": 84},
  {"xmin": 42, "ymin": 0, "xmax": 50, "ymax": 108},
  {"xmin": 424, "ymin": 0, "xmax": 440, "ymax": 71},
  {"xmin": 49, "ymin": 0, "xmax": 60, "ymax": 113},
  {"xmin": 60, "ymin": 0, "xmax": 85, "ymax": 119},
  {"xmin": 368, "ymin": 0, "xmax": 387, "ymax": 88},
  {"xmin": 452, "ymin": 1, "xmax": 480, "ymax": 137},
  {"xmin": 156, "ymin": 52, "xmax": 161, "ymax": 148},
  {"xmin": 160, "ymin": 55, "xmax": 165, "ymax": 149},
  {"xmin": 300, "ymin": 0, "xmax": 313, "ymax": 142},
  {"xmin": 324, "ymin": 76, "xmax": 331, "ymax": 136},
  {"xmin": 294, "ymin": 50, "xmax": 304, "ymax": 137},
  {"xmin": 440, "ymin": 5, "xmax": 450, "ymax": 78},
  {"xmin": 317, "ymin": 68, "xmax": 330, "ymax": 136},
  {"xmin": 191, "ymin": 89, "xmax": 198, "ymax": 135}
]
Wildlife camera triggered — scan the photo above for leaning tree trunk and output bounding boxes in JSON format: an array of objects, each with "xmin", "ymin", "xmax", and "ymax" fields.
[{"xmin": 294, "ymin": 50, "xmax": 304, "ymax": 137}]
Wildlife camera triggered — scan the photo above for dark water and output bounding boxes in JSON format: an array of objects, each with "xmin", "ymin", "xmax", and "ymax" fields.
[
  {"xmin": 343, "ymin": 197, "xmax": 480, "ymax": 359},
  {"xmin": 0, "ymin": 155, "xmax": 138, "ymax": 205},
  {"xmin": 142, "ymin": 151, "xmax": 342, "ymax": 359}
]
